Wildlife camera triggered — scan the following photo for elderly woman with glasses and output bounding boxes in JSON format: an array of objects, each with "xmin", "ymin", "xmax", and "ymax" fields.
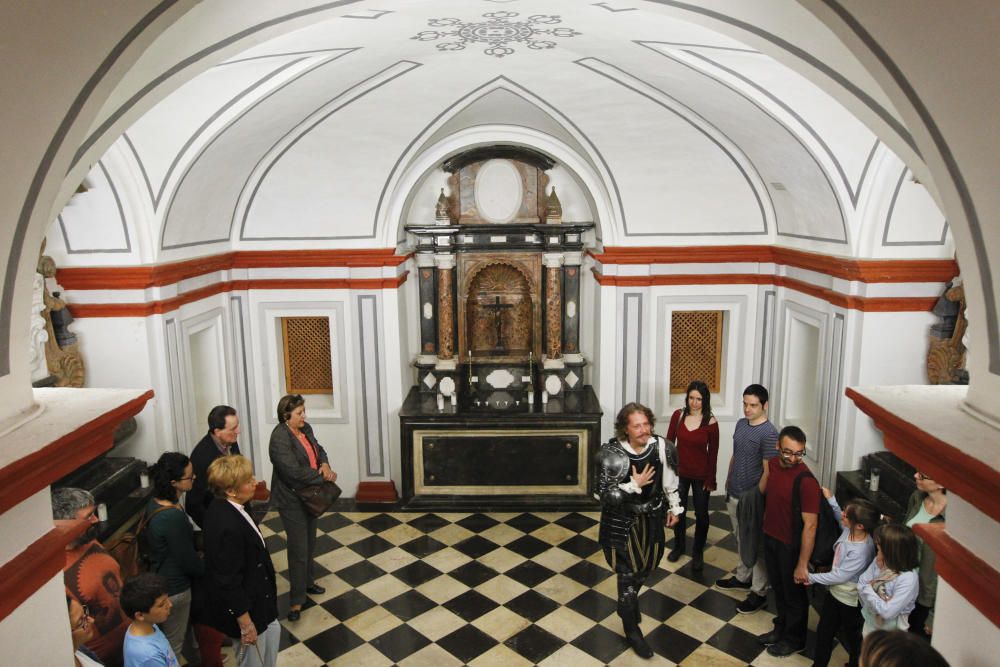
[
  {"xmin": 200, "ymin": 455, "xmax": 279, "ymax": 667},
  {"xmin": 904, "ymin": 470, "xmax": 947, "ymax": 639}
]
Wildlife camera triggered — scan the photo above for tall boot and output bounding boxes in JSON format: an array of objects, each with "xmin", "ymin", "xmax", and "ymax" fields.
[
  {"xmin": 668, "ymin": 523, "xmax": 685, "ymax": 562},
  {"xmin": 618, "ymin": 577, "xmax": 653, "ymax": 659}
]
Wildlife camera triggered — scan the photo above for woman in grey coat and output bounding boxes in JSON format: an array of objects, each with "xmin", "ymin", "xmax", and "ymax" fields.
[{"xmin": 268, "ymin": 394, "xmax": 337, "ymax": 621}]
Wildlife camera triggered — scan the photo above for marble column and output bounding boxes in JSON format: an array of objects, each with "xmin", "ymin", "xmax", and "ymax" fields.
[
  {"xmin": 544, "ymin": 253, "xmax": 564, "ymax": 365},
  {"xmin": 562, "ymin": 252, "xmax": 583, "ymax": 363},
  {"xmin": 415, "ymin": 254, "xmax": 437, "ymax": 365},
  {"xmin": 435, "ymin": 254, "xmax": 457, "ymax": 369}
]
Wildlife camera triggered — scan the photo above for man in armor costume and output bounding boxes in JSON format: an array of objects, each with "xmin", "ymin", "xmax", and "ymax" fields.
[{"xmin": 596, "ymin": 402, "xmax": 683, "ymax": 658}]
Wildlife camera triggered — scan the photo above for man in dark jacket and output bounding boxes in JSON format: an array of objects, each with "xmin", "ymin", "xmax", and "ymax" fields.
[{"xmin": 187, "ymin": 405, "xmax": 241, "ymax": 528}]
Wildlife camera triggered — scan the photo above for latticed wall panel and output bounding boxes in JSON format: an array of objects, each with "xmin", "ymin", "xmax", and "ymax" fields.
[
  {"xmin": 281, "ymin": 317, "xmax": 333, "ymax": 395},
  {"xmin": 670, "ymin": 311, "xmax": 724, "ymax": 394}
]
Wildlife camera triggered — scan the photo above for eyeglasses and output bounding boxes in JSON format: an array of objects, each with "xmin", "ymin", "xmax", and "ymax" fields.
[
  {"xmin": 72, "ymin": 606, "xmax": 91, "ymax": 631},
  {"xmin": 780, "ymin": 449, "xmax": 806, "ymax": 459},
  {"xmin": 916, "ymin": 471, "xmax": 934, "ymax": 481}
]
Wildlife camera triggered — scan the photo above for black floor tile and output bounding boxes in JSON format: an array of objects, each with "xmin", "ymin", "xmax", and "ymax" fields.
[
  {"xmin": 715, "ymin": 533, "xmax": 739, "ymax": 552},
  {"xmin": 276, "ymin": 622, "xmax": 298, "ymax": 650},
  {"xmin": 264, "ymin": 533, "xmax": 287, "ymax": 553},
  {"xmin": 453, "ymin": 534, "xmax": 501, "ymax": 558},
  {"xmin": 505, "ymin": 512, "xmax": 549, "ymax": 534},
  {"xmin": 276, "ymin": 593, "xmax": 317, "ymax": 618},
  {"xmin": 456, "ymin": 512, "xmax": 501, "ymax": 533},
  {"xmin": 708, "ymin": 623, "xmax": 765, "ymax": 663},
  {"xmin": 504, "ymin": 623, "xmax": 565, "ymax": 662},
  {"xmin": 391, "ymin": 560, "xmax": 443, "ymax": 587},
  {"xmin": 690, "ymin": 588, "xmax": 740, "ymax": 621},
  {"xmin": 261, "ymin": 515, "xmax": 284, "ymax": 533},
  {"xmin": 315, "ymin": 512, "xmax": 351, "ymax": 532},
  {"xmin": 571, "ymin": 624, "xmax": 628, "ymax": 664},
  {"xmin": 381, "ymin": 589, "xmax": 438, "ymax": 622},
  {"xmin": 407, "ymin": 513, "xmax": 451, "ymax": 533},
  {"xmin": 320, "ymin": 590, "xmax": 376, "ymax": 621},
  {"xmin": 566, "ymin": 589, "xmax": 618, "ymax": 622},
  {"xmin": 562, "ymin": 560, "xmax": 614, "ymax": 587},
  {"xmin": 505, "ymin": 534, "xmax": 550, "ymax": 558},
  {"xmin": 357, "ymin": 512, "xmax": 402, "ymax": 533},
  {"xmin": 399, "ymin": 535, "xmax": 448, "ymax": 558},
  {"xmin": 347, "ymin": 534, "xmax": 395, "ymax": 558},
  {"xmin": 505, "ymin": 561, "xmax": 557, "ymax": 588},
  {"xmin": 437, "ymin": 623, "xmax": 499, "ymax": 663},
  {"xmin": 644, "ymin": 623, "xmax": 701, "ymax": 663},
  {"xmin": 557, "ymin": 534, "xmax": 602, "ymax": 558},
  {"xmin": 504, "ymin": 590, "xmax": 560, "ymax": 622},
  {"xmin": 709, "ymin": 495, "xmax": 727, "ymax": 511},
  {"xmin": 369, "ymin": 623, "xmax": 432, "ymax": 663},
  {"xmin": 442, "ymin": 589, "xmax": 499, "ymax": 622},
  {"xmin": 554, "ymin": 511, "xmax": 599, "ymax": 533},
  {"xmin": 303, "ymin": 623, "xmax": 365, "ymax": 661},
  {"xmin": 638, "ymin": 589, "xmax": 685, "ymax": 622},
  {"xmin": 448, "ymin": 560, "xmax": 499, "ymax": 588},
  {"xmin": 312, "ymin": 533, "xmax": 339, "ymax": 556},
  {"xmin": 710, "ymin": 510, "xmax": 733, "ymax": 529},
  {"xmin": 334, "ymin": 560, "xmax": 386, "ymax": 588},
  {"xmin": 673, "ymin": 559, "xmax": 727, "ymax": 585}
]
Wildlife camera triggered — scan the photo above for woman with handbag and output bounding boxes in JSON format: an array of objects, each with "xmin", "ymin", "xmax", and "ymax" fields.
[{"xmin": 268, "ymin": 394, "xmax": 337, "ymax": 622}]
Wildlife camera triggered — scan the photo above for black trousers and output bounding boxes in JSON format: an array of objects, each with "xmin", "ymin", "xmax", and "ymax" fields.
[
  {"xmin": 908, "ymin": 603, "xmax": 933, "ymax": 640},
  {"xmin": 278, "ymin": 504, "xmax": 318, "ymax": 607},
  {"xmin": 813, "ymin": 590, "xmax": 863, "ymax": 667},
  {"xmin": 673, "ymin": 476, "xmax": 710, "ymax": 554},
  {"xmin": 602, "ymin": 510, "xmax": 665, "ymax": 621},
  {"xmin": 764, "ymin": 535, "xmax": 809, "ymax": 646}
]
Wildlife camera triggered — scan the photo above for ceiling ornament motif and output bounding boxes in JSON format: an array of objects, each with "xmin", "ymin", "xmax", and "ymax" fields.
[{"xmin": 412, "ymin": 11, "xmax": 580, "ymax": 58}]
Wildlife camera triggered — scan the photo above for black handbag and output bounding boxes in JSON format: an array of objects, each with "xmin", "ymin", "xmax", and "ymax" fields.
[{"xmin": 296, "ymin": 480, "xmax": 341, "ymax": 517}]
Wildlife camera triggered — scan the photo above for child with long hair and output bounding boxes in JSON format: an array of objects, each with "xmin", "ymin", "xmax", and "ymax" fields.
[
  {"xmin": 857, "ymin": 523, "xmax": 920, "ymax": 635},
  {"xmin": 806, "ymin": 491, "xmax": 879, "ymax": 667}
]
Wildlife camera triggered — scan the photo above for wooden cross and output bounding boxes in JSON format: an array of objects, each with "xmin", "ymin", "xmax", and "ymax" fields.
[{"xmin": 481, "ymin": 296, "xmax": 514, "ymax": 352}]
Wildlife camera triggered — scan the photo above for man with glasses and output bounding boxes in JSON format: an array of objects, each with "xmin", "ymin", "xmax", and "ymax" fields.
[
  {"xmin": 53, "ymin": 487, "xmax": 129, "ymax": 666},
  {"xmin": 187, "ymin": 405, "xmax": 242, "ymax": 528},
  {"xmin": 756, "ymin": 425, "xmax": 820, "ymax": 658}
]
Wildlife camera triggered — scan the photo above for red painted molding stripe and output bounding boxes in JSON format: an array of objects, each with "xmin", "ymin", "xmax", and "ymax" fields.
[
  {"xmin": 355, "ymin": 480, "xmax": 399, "ymax": 503},
  {"xmin": 591, "ymin": 269, "xmax": 938, "ymax": 312},
  {"xmin": 0, "ymin": 390, "xmax": 155, "ymax": 515},
  {"xmin": 913, "ymin": 522, "xmax": 1000, "ymax": 630},
  {"xmin": 590, "ymin": 246, "xmax": 958, "ymax": 283},
  {"xmin": 0, "ymin": 520, "xmax": 89, "ymax": 624},
  {"xmin": 845, "ymin": 387, "xmax": 1000, "ymax": 525},
  {"xmin": 56, "ymin": 249, "xmax": 410, "ymax": 290},
  {"xmin": 67, "ymin": 273, "xmax": 410, "ymax": 318}
]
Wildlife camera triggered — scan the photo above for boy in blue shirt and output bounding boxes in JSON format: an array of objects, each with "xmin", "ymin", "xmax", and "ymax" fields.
[{"xmin": 121, "ymin": 573, "xmax": 180, "ymax": 667}]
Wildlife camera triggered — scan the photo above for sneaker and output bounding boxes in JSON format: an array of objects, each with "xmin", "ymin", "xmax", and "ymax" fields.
[
  {"xmin": 766, "ymin": 640, "xmax": 804, "ymax": 657},
  {"xmin": 737, "ymin": 592, "xmax": 768, "ymax": 614},
  {"xmin": 715, "ymin": 576, "xmax": 751, "ymax": 591}
]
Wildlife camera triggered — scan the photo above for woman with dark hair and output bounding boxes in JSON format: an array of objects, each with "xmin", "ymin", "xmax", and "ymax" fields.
[
  {"xmin": 666, "ymin": 380, "xmax": 719, "ymax": 570},
  {"xmin": 268, "ymin": 394, "xmax": 337, "ymax": 622},
  {"xmin": 144, "ymin": 451, "xmax": 203, "ymax": 659},
  {"xmin": 904, "ymin": 470, "xmax": 946, "ymax": 639},
  {"xmin": 859, "ymin": 629, "xmax": 950, "ymax": 667}
]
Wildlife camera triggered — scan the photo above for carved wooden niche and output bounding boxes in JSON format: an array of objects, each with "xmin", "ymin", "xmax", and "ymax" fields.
[{"xmin": 458, "ymin": 253, "xmax": 542, "ymax": 363}]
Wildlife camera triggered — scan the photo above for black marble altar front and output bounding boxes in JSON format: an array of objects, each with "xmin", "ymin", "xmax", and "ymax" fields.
[{"xmin": 399, "ymin": 385, "xmax": 602, "ymax": 510}]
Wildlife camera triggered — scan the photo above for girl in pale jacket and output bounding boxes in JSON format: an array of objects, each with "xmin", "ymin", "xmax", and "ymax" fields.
[{"xmin": 857, "ymin": 523, "xmax": 920, "ymax": 635}]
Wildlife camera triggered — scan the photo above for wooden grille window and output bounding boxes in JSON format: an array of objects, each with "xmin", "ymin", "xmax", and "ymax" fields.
[
  {"xmin": 670, "ymin": 310, "xmax": 724, "ymax": 394},
  {"xmin": 281, "ymin": 317, "xmax": 333, "ymax": 394}
]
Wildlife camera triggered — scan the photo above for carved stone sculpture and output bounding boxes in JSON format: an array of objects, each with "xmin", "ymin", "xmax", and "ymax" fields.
[
  {"xmin": 927, "ymin": 279, "xmax": 968, "ymax": 385},
  {"xmin": 37, "ymin": 244, "xmax": 86, "ymax": 387},
  {"xmin": 545, "ymin": 187, "xmax": 562, "ymax": 224},
  {"xmin": 28, "ymin": 271, "xmax": 50, "ymax": 382}
]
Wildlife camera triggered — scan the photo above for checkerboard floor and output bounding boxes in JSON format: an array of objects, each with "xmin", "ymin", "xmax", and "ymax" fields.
[{"xmin": 253, "ymin": 496, "xmax": 846, "ymax": 666}]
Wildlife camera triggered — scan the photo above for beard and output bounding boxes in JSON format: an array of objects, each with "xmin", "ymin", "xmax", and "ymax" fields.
[{"xmin": 70, "ymin": 524, "xmax": 101, "ymax": 548}]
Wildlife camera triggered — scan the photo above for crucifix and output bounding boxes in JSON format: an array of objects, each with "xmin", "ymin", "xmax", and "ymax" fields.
[{"xmin": 481, "ymin": 295, "xmax": 514, "ymax": 352}]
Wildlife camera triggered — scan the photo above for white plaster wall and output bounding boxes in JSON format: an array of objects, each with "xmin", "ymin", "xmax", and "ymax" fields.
[{"xmin": 0, "ymin": 574, "xmax": 75, "ymax": 667}]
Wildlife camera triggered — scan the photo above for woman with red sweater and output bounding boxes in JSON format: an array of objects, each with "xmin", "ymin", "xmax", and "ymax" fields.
[{"xmin": 666, "ymin": 380, "xmax": 720, "ymax": 571}]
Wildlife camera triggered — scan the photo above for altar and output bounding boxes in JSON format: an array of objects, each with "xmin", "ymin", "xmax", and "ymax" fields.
[{"xmin": 399, "ymin": 145, "xmax": 601, "ymax": 509}]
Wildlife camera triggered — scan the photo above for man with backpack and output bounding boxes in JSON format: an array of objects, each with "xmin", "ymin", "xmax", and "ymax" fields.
[{"xmin": 757, "ymin": 425, "xmax": 820, "ymax": 658}]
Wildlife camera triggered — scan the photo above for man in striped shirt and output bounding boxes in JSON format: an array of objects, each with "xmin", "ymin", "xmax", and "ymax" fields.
[{"xmin": 716, "ymin": 384, "xmax": 779, "ymax": 614}]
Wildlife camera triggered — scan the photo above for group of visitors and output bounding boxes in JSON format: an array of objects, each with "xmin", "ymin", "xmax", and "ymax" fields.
[
  {"xmin": 57, "ymin": 394, "xmax": 334, "ymax": 667},
  {"xmin": 597, "ymin": 382, "xmax": 949, "ymax": 664}
]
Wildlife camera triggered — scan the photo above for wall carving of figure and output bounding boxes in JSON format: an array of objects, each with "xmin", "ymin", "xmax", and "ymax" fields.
[
  {"xmin": 28, "ymin": 271, "xmax": 50, "ymax": 383},
  {"xmin": 927, "ymin": 278, "xmax": 968, "ymax": 385},
  {"xmin": 37, "ymin": 242, "xmax": 85, "ymax": 387}
]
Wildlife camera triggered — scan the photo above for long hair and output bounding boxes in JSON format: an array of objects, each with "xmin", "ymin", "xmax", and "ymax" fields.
[
  {"xmin": 874, "ymin": 523, "xmax": 920, "ymax": 572},
  {"xmin": 614, "ymin": 402, "xmax": 655, "ymax": 441},
  {"xmin": 149, "ymin": 452, "xmax": 191, "ymax": 503},
  {"xmin": 683, "ymin": 380, "xmax": 712, "ymax": 427},
  {"xmin": 843, "ymin": 498, "xmax": 880, "ymax": 535},
  {"xmin": 860, "ymin": 629, "xmax": 950, "ymax": 667}
]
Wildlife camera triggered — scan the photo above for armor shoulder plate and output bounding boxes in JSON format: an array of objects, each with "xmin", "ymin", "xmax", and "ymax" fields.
[{"xmin": 597, "ymin": 440, "xmax": 630, "ymax": 480}]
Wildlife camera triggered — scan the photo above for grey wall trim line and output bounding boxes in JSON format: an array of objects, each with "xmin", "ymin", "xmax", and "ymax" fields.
[
  {"xmin": 821, "ymin": 0, "xmax": 997, "ymax": 373},
  {"xmin": 776, "ymin": 230, "xmax": 848, "ymax": 244},
  {"xmin": 358, "ymin": 295, "xmax": 386, "ymax": 477},
  {"xmin": 621, "ymin": 293, "xmax": 642, "ymax": 407},
  {"xmin": 238, "ymin": 61, "xmax": 422, "ymax": 242},
  {"xmin": 644, "ymin": 0, "xmax": 917, "ymax": 156},
  {"xmin": 375, "ymin": 75, "xmax": 627, "ymax": 240},
  {"xmin": 138, "ymin": 55, "xmax": 317, "ymax": 211},
  {"xmin": 855, "ymin": 139, "xmax": 879, "ymax": 200},
  {"xmin": 881, "ymin": 167, "xmax": 949, "ymax": 247},
  {"xmin": 594, "ymin": 2, "xmax": 638, "ymax": 12},
  {"xmin": 576, "ymin": 57, "xmax": 770, "ymax": 235},
  {"xmin": 70, "ymin": 0, "xmax": 365, "ymax": 170},
  {"xmin": 662, "ymin": 45, "xmax": 862, "ymax": 209},
  {"xmin": 59, "ymin": 160, "xmax": 133, "ymax": 254},
  {"xmin": 760, "ymin": 289, "xmax": 776, "ymax": 391},
  {"xmin": 632, "ymin": 40, "xmax": 758, "ymax": 55},
  {"xmin": 1, "ymin": 0, "xmax": 178, "ymax": 377},
  {"xmin": 343, "ymin": 9, "xmax": 393, "ymax": 19},
  {"xmin": 122, "ymin": 133, "xmax": 157, "ymax": 209},
  {"xmin": 230, "ymin": 295, "xmax": 255, "ymax": 457},
  {"xmin": 159, "ymin": 52, "xmax": 358, "ymax": 250},
  {"xmin": 220, "ymin": 48, "xmax": 356, "ymax": 67}
]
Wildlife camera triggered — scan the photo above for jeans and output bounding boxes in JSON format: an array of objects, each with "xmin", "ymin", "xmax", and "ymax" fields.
[
  {"xmin": 764, "ymin": 535, "xmax": 809, "ymax": 646},
  {"xmin": 236, "ymin": 619, "xmax": 279, "ymax": 667},
  {"xmin": 674, "ymin": 476, "xmax": 710, "ymax": 554}
]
